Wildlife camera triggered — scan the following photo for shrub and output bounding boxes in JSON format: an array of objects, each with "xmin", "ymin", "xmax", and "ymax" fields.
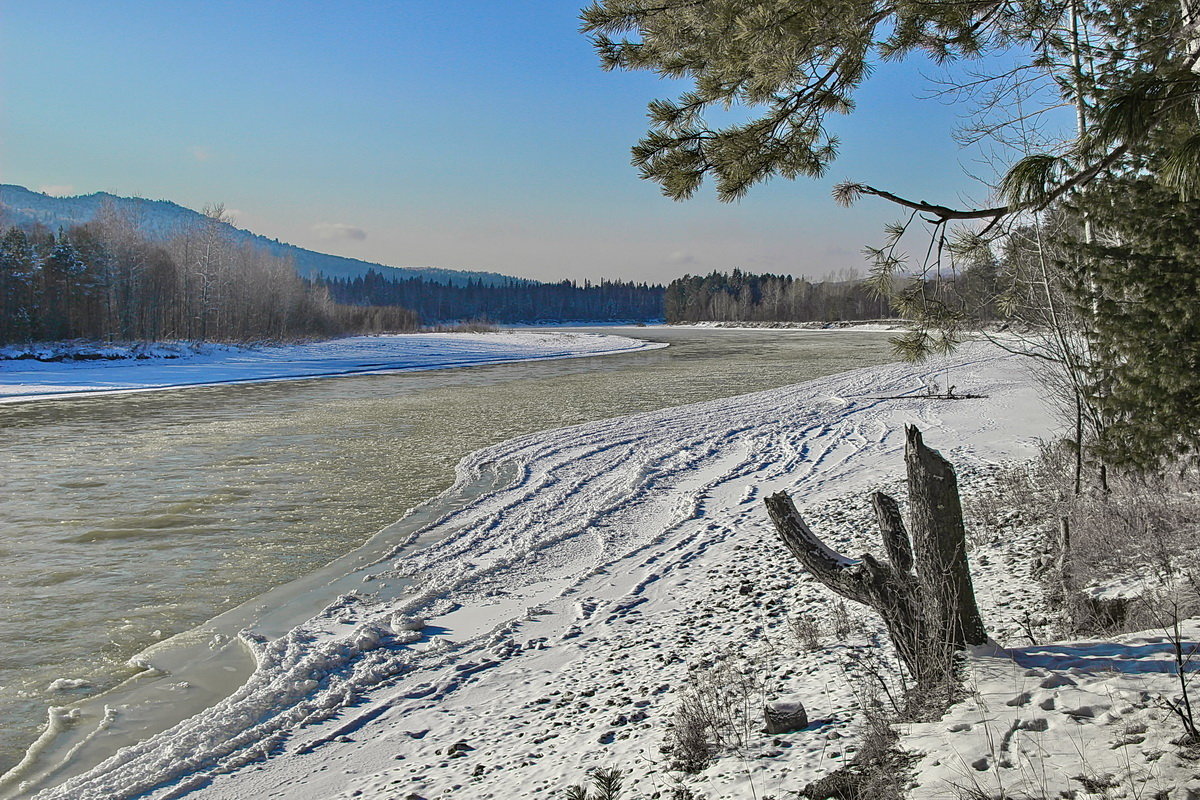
[{"xmin": 663, "ymin": 658, "xmax": 764, "ymax": 773}]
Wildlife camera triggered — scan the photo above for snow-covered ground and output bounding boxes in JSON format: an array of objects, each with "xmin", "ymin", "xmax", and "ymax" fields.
[
  {"xmin": 11, "ymin": 342, "xmax": 1197, "ymax": 800},
  {"xmin": 0, "ymin": 332, "xmax": 665, "ymax": 403},
  {"xmin": 904, "ymin": 619, "xmax": 1200, "ymax": 799}
]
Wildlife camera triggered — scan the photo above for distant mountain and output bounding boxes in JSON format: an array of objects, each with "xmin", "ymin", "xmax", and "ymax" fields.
[{"xmin": 0, "ymin": 184, "xmax": 522, "ymax": 287}]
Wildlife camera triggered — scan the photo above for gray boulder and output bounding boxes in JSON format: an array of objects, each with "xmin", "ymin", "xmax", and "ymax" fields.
[{"xmin": 764, "ymin": 699, "xmax": 808, "ymax": 734}]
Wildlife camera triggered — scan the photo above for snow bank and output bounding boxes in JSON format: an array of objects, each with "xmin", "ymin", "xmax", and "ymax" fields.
[
  {"xmin": 0, "ymin": 332, "xmax": 666, "ymax": 403},
  {"xmin": 23, "ymin": 343, "xmax": 1061, "ymax": 799}
]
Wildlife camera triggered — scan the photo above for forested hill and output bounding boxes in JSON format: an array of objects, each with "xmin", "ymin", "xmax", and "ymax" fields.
[
  {"xmin": 664, "ymin": 270, "xmax": 894, "ymax": 323},
  {"xmin": 0, "ymin": 184, "xmax": 518, "ymax": 287},
  {"xmin": 320, "ymin": 271, "xmax": 665, "ymax": 324}
]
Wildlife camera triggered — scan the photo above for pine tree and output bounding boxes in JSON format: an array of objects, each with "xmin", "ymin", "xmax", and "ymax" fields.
[
  {"xmin": 580, "ymin": 0, "xmax": 1200, "ymax": 215},
  {"xmin": 0, "ymin": 227, "xmax": 39, "ymax": 343},
  {"xmin": 1062, "ymin": 144, "xmax": 1200, "ymax": 471},
  {"xmin": 41, "ymin": 232, "xmax": 90, "ymax": 340}
]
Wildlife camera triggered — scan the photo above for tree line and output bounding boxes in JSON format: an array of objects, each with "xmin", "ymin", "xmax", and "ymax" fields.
[
  {"xmin": 319, "ymin": 270, "xmax": 665, "ymax": 324},
  {"xmin": 0, "ymin": 204, "xmax": 417, "ymax": 346},
  {"xmin": 663, "ymin": 269, "xmax": 894, "ymax": 323}
]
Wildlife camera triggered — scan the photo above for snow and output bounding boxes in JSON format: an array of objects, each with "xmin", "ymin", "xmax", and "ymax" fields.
[
  {"xmin": 12, "ymin": 340, "xmax": 1195, "ymax": 800},
  {"xmin": 903, "ymin": 622, "xmax": 1200, "ymax": 799},
  {"xmin": 44, "ymin": 681, "xmax": 90, "ymax": 694},
  {"xmin": 679, "ymin": 320, "xmax": 910, "ymax": 332},
  {"xmin": 0, "ymin": 332, "xmax": 666, "ymax": 403}
]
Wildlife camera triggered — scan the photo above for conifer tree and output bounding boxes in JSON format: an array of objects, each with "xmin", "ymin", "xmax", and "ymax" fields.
[
  {"xmin": 41, "ymin": 232, "xmax": 90, "ymax": 340},
  {"xmin": 580, "ymin": 0, "xmax": 1200, "ymax": 216},
  {"xmin": 582, "ymin": 0, "xmax": 1200, "ymax": 476},
  {"xmin": 0, "ymin": 227, "xmax": 39, "ymax": 343},
  {"xmin": 1061, "ymin": 140, "xmax": 1200, "ymax": 470}
]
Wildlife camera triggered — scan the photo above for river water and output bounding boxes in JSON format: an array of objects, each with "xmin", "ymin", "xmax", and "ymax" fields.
[{"xmin": 0, "ymin": 326, "xmax": 897, "ymax": 774}]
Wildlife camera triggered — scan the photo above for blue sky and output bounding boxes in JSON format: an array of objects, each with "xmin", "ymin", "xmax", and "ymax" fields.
[{"xmin": 2, "ymin": 1, "xmax": 999, "ymax": 282}]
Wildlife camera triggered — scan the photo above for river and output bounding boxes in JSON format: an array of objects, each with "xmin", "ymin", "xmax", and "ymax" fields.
[{"xmin": 0, "ymin": 326, "xmax": 898, "ymax": 777}]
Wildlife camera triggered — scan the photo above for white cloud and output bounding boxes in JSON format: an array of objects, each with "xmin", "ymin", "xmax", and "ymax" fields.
[
  {"xmin": 313, "ymin": 222, "xmax": 367, "ymax": 241},
  {"xmin": 665, "ymin": 250, "xmax": 698, "ymax": 265},
  {"xmin": 38, "ymin": 184, "xmax": 76, "ymax": 197},
  {"xmin": 189, "ymin": 145, "xmax": 214, "ymax": 162}
]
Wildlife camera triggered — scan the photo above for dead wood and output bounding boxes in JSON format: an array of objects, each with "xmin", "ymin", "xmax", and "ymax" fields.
[{"xmin": 764, "ymin": 425, "xmax": 988, "ymax": 696}]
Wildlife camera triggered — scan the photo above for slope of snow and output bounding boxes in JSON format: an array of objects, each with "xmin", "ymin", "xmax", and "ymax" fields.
[
  {"xmin": 0, "ymin": 332, "xmax": 664, "ymax": 403},
  {"xmin": 0, "ymin": 342, "xmax": 1065, "ymax": 800}
]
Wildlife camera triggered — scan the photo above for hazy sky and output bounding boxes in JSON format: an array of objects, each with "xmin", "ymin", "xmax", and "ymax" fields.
[{"xmin": 1, "ymin": 1, "xmax": 999, "ymax": 283}]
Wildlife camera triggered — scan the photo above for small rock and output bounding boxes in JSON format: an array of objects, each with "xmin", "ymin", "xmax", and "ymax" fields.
[
  {"xmin": 445, "ymin": 741, "xmax": 474, "ymax": 757},
  {"xmin": 1039, "ymin": 674, "xmax": 1077, "ymax": 689},
  {"xmin": 764, "ymin": 699, "xmax": 808, "ymax": 734}
]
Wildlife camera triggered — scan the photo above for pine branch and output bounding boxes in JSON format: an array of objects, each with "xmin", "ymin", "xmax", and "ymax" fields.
[{"xmin": 834, "ymin": 141, "xmax": 1130, "ymax": 226}]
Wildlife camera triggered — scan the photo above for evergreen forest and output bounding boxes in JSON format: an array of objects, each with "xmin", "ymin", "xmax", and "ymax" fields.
[
  {"xmin": 663, "ymin": 270, "xmax": 894, "ymax": 323},
  {"xmin": 319, "ymin": 270, "xmax": 665, "ymax": 325},
  {"xmin": 321, "ymin": 267, "xmax": 909, "ymax": 325}
]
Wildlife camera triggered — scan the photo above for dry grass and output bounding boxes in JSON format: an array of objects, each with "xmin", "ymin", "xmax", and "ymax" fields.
[
  {"xmin": 790, "ymin": 601, "xmax": 865, "ymax": 653},
  {"xmin": 663, "ymin": 657, "xmax": 766, "ymax": 773},
  {"xmin": 1061, "ymin": 467, "xmax": 1200, "ymax": 636},
  {"xmin": 964, "ymin": 444, "xmax": 1200, "ymax": 637},
  {"xmin": 798, "ymin": 689, "xmax": 914, "ymax": 800},
  {"xmin": 790, "ymin": 613, "xmax": 824, "ymax": 651},
  {"xmin": 961, "ymin": 450, "xmax": 1062, "ymax": 546}
]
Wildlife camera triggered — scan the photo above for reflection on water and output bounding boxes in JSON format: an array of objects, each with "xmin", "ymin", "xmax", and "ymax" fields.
[{"xmin": 0, "ymin": 327, "xmax": 897, "ymax": 770}]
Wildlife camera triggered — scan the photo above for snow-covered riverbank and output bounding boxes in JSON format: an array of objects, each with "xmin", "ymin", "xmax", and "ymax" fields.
[
  {"xmin": 0, "ymin": 341, "xmax": 1067, "ymax": 799},
  {"xmin": 0, "ymin": 332, "xmax": 665, "ymax": 403},
  {"xmin": 17, "ymin": 340, "xmax": 1195, "ymax": 800}
]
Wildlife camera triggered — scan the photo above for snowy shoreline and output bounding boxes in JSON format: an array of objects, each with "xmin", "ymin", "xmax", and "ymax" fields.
[
  {"xmin": 673, "ymin": 319, "xmax": 909, "ymax": 332},
  {"xmin": 3, "ymin": 342, "xmax": 1050, "ymax": 798},
  {"xmin": 12, "ymin": 341, "xmax": 1195, "ymax": 799},
  {"xmin": 0, "ymin": 331, "xmax": 667, "ymax": 403}
]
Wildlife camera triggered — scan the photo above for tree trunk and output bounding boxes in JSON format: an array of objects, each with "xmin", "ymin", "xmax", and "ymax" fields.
[
  {"xmin": 904, "ymin": 426, "xmax": 987, "ymax": 648},
  {"xmin": 764, "ymin": 425, "xmax": 987, "ymax": 699}
]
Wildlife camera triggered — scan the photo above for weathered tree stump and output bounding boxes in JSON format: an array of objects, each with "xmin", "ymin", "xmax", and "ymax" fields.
[
  {"xmin": 764, "ymin": 425, "xmax": 986, "ymax": 696},
  {"xmin": 904, "ymin": 425, "xmax": 986, "ymax": 648}
]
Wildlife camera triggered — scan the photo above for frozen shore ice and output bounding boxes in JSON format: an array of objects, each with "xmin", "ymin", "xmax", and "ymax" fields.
[{"xmin": 0, "ymin": 331, "xmax": 666, "ymax": 403}]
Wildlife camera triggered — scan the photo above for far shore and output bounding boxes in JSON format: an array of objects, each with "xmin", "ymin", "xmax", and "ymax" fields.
[{"xmin": 0, "ymin": 330, "xmax": 667, "ymax": 404}]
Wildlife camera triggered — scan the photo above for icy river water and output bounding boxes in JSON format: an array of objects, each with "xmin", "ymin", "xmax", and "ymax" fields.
[{"xmin": 0, "ymin": 326, "xmax": 897, "ymax": 776}]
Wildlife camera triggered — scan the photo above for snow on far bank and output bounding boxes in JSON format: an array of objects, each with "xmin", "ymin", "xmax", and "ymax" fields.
[
  {"xmin": 678, "ymin": 319, "xmax": 910, "ymax": 332},
  {"xmin": 12, "ymin": 341, "xmax": 1076, "ymax": 800},
  {"xmin": 0, "ymin": 332, "xmax": 666, "ymax": 403}
]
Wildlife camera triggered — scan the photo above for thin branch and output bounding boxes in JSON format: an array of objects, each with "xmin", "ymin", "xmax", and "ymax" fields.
[{"xmin": 838, "ymin": 139, "xmax": 1129, "ymax": 226}]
